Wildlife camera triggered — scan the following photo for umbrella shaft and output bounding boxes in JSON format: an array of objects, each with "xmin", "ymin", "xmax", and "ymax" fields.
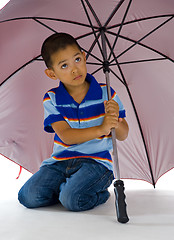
[
  {"xmin": 111, "ymin": 129, "xmax": 120, "ymax": 180},
  {"xmin": 105, "ymin": 71, "xmax": 120, "ymax": 180},
  {"xmin": 101, "ymin": 31, "xmax": 120, "ymax": 180}
]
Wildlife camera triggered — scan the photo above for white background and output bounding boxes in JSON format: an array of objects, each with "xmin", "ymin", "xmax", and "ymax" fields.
[{"xmin": 0, "ymin": 0, "xmax": 10, "ymax": 10}]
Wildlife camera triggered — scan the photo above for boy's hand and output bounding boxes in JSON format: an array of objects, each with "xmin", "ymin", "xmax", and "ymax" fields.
[
  {"xmin": 100, "ymin": 100, "xmax": 123, "ymax": 136},
  {"xmin": 104, "ymin": 99, "xmax": 119, "ymax": 117},
  {"xmin": 104, "ymin": 100, "xmax": 123, "ymax": 122}
]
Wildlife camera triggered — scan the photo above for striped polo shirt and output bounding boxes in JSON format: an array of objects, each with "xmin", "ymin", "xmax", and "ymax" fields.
[{"xmin": 41, "ymin": 73, "xmax": 126, "ymax": 171}]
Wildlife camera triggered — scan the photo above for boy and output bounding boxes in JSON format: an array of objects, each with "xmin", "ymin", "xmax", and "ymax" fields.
[{"xmin": 18, "ymin": 33, "xmax": 129, "ymax": 211}]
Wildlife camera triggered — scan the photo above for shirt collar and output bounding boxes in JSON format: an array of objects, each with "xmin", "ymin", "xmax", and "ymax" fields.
[{"xmin": 55, "ymin": 73, "xmax": 102, "ymax": 105}]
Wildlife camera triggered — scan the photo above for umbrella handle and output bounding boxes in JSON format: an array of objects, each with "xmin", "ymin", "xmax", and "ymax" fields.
[{"xmin": 114, "ymin": 180, "xmax": 129, "ymax": 223}]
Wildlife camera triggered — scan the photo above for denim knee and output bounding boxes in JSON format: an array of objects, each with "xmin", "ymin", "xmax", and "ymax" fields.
[
  {"xmin": 18, "ymin": 186, "xmax": 42, "ymax": 209},
  {"xmin": 18, "ymin": 187, "xmax": 33, "ymax": 208},
  {"xmin": 59, "ymin": 183, "xmax": 110, "ymax": 212},
  {"xmin": 59, "ymin": 186, "xmax": 92, "ymax": 211},
  {"xmin": 18, "ymin": 186, "xmax": 59, "ymax": 209}
]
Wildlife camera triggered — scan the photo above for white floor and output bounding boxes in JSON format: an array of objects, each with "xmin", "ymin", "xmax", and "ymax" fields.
[{"xmin": 0, "ymin": 155, "xmax": 174, "ymax": 240}]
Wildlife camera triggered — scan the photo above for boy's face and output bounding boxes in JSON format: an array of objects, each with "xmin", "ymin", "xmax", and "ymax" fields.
[{"xmin": 45, "ymin": 44, "xmax": 87, "ymax": 92}]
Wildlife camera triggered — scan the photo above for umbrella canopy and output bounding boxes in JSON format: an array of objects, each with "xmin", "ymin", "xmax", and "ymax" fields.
[{"xmin": 0, "ymin": 0, "xmax": 174, "ymax": 185}]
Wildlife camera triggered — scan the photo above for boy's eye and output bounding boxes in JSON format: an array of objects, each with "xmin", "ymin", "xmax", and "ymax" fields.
[
  {"xmin": 61, "ymin": 64, "xmax": 68, "ymax": 69},
  {"xmin": 75, "ymin": 57, "xmax": 81, "ymax": 63}
]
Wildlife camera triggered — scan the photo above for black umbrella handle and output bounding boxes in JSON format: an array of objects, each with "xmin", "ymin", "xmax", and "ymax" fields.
[{"xmin": 114, "ymin": 180, "xmax": 129, "ymax": 223}]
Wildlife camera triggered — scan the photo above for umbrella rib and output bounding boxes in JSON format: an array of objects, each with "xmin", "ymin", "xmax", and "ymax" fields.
[
  {"xmin": 81, "ymin": 46, "xmax": 103, "ymax": 63},
  {"xmin": 1, "ymin": 53, "xmax": 103, "ymax": 88},
  {"xmin": 76, "ymin": 30, "xmax": 104, "ymax": 62},
  {"xmin": 90, "ymin": 66, "xmax": 103, "ymax": 76},
  {"xmin": 0, "ymin": 55, "xmax": 41, "ymax": 87},
  {"xmin": 33, "ymin": 18, "xmax": 57, "ymax": 33},
  {"xmin": 107, "ymin": 29, "xmax": 174, "ymax": 64},
  {"xmin": 116, "ymin": 16, "xmax": 174, "ymax": 60},
  {"xmin": 83, "ymin": 0, "xmax": 102, "ymax": 27},
  {"xmin": 80, "ymin": 0, "xmax": 104, "ymax": 60},
  {"xmin": 76, "ymin": 30, "xmax": 99, "ymax": 40},
  {"xmin": 36, "ymin": 17, "xmax": 94, "ymax": 28},
  {"xmin": 107, "ymin": 14, "xmax": 174, "ymax": 30},
  {"xmin": 86, "ymin": 62, "xmax": 102, "ymax": 66},
  {"xmin": 109, "ymin": 69, "xmax": 125, "ymax": 85},
  {"xmin": 108, "ymin": 0, "xmax": 132, "ymax": 61},
  {"xmin": 39, "ymin": 16, "xmax": 104, "ymax": 64},
  {"xmin": 85, "ymin": 32, "xmax": 101, "ymax": 61},
  {"xmin": 105, "ymin": 34, "xmax": 156, "ymax": 186},
  {"xmin": 110, "ymin": 57, "xmax": 167, "ymax": 66},
  {"xmin": 104, "ymin": 0, "xmax": 125, "ymax": 27},
  {"xmin": 0, "ymin": 16, "xmax": 94, "ymax": 29},
  {"xmin": 1, "ymin": 14, "xmax": 172, "ymax": 29},
  {"xmin": 34, "ymin": 17, "xmax": 102, "ymax": 63}
]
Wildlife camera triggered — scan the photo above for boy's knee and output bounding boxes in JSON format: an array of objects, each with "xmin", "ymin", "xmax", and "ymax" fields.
[
  {"xmin": 59, "ymin": 183, "xmax": 87, "ymax": 211},
  {"xmin": 59, "ymin": 191, "xmax": 90, "ymax": 212},
  {"xmin": 59, "ymin": 184, "xmax": 110, "ymax": 212},
  {"xmin": 18, "ymin": 187, "xmax": 42, "ymax": 208},
  {"xmin": 59, "ymin": 184, "xmax": 77, "ymax": 211},
  {"xmin": 18, "ymin": 188, "xmax": 33, "ymax": 208}
]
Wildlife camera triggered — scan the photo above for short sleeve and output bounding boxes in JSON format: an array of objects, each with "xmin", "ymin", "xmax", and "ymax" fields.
[
  {"xmin": 111, "ymin": 87, "xmax": 126, "ymax": 118},
  {"xmin": 43, "ymin": 92, "xmax": 65, "ymax": 133}
]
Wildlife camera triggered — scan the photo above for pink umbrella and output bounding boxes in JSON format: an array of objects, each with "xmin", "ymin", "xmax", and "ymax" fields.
[{"xmin": 0, "ymin": 0, "xmax": 174, "ymax": 189}]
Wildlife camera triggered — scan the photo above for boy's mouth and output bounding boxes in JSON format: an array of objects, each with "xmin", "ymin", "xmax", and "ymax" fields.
[{"xmin": 73, "ymin": 75, "xmax": 82, "ymax": 80}]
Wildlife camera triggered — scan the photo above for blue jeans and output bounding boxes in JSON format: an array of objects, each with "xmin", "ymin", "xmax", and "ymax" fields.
[{"xmin": 18, "ymin": 158, "xmax": 114, "ymax": 211}]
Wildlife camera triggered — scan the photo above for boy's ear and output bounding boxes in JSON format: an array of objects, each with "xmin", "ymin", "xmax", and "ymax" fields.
[
  {"xmin": 82, "ymin": 51, "xmax": 86, "ymax": 62},
  {"xmin": 44, "ymin": 69, "xmax": 57, "ymax": 80}
]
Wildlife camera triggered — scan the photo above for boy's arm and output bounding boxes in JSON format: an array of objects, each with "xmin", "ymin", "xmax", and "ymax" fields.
[
  {"xmin": 51, "ymin": 121, "xmax": 102, "ymax": 145},
  {"xmin": 51, "ymin": 109, "xmax": 128, "ymax": 145}
]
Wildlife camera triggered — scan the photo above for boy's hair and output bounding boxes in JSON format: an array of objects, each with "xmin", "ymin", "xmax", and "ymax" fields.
[{"xmin": 41, "ymin": 33, "xmax": 82, "ymax": 69}]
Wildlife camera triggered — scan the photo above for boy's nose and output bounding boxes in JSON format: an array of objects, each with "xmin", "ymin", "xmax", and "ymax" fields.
[{"xmin": 72, "ymin": 66, "xmax": 78, "ymax": 74}]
